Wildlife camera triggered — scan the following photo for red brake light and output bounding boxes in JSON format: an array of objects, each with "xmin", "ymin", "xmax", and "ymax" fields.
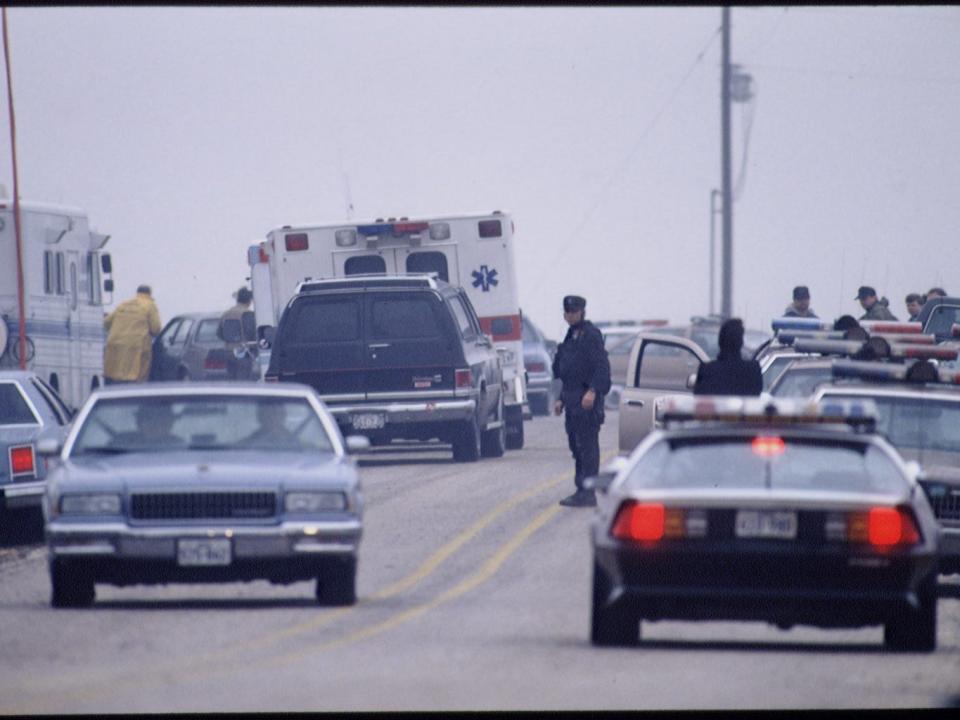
[
  {"xmin": 10, "ymin": 445, "xmax": 35, "ymax": 476},
  {"xmin": 204, "ymin": 356, "xmax": 227, "ymax": 370},
  {"xmin": 611, "ymin": 501, "xmax": 665, "ymax": 542},
  {"xmin": 455, "ymin": 369, "xmax": 473, "ymax": 389},
  {"xmin": 526, "ymin": 361, "xmax": 546, "ymax": 373},
  {"xmin": 284, "ymin": 233, "xmax": 309, "ymax": 252},
  {"xmin": 869, "ymin": 507, "xmax": 920, "ymax": 547},
  {"xmin": 752, "ymin": 436, "xmax": 785, "ymax": 458},
  {"xmin": 393, "ymin": 221, "xmax": 428, "ymax": 234}
]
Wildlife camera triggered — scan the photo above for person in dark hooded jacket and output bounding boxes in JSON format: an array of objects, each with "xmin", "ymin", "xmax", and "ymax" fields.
[{"xmin": 693, "ymin": 318, "xmax": 762, "ymax": 396}]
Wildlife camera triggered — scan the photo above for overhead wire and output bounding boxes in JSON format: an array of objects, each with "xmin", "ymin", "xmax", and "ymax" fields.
[{"xmin": 529, "ymin": 23, "xmax": 722, "ymax": 287}]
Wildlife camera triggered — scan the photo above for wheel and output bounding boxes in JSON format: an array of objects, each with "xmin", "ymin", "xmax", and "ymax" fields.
[
  {"xmin": 505, "ymin": 404, "xmax": 525, "ymax": 450},
  {"xmin": 316, "ymin": 557, "xmax": 357, "ymax": 606},
  {"xmin": 884, "ymin": 573, "xmax": 937, "ymax": 652},
  {"xmin": 481, "ymin": 394, "xmax": 506, "ymax": 458},
  {"xmin": 50, "ymin": 559, "xmax": 95, "ymax": 608},
  {"xmin": 452, "ymin": 413, "xmax": 481, "ymax": 462},
  {"xmin": 590, "ymin": 560, "xmax": 638, "ymax": 647},
  {"xmin": 528, "ymin": 393, "xmax": 550, "ymax": 417}
]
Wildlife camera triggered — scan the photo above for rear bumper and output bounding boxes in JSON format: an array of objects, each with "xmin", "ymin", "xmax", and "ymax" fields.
[
  {"xmin": 326, "ymin": 398, "xmax": 476, "ymax": 426},
  {"xmin": 1, "ymin": 480, "xmax": 45, "ymax": 508},
  {"xmin": 594, "ymin": 544, "xmax": 937, "ymax": 627},
  {"xmin": 940, "ymin": 525, "xmax": 960, "ymax": 572}
]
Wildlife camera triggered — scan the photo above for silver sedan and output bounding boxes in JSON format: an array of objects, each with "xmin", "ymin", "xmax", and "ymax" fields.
[{"xmin": 41, "ymin": 382, "xmax": 367, "ymax": 607}]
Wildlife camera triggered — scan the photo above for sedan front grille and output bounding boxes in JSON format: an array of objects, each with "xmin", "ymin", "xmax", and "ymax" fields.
[
  {"xmin": 919, "ymin": 482, "xmax": 960, "ymax": 521},
  {"xmin": 131, "ymin": 492, "xmax": 277, "ymax": 521}
]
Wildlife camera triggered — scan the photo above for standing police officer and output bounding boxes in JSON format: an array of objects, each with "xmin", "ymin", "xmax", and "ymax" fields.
[{"xmin": 552, "ymin": 295, "xmax": 610, "ymax": 507}]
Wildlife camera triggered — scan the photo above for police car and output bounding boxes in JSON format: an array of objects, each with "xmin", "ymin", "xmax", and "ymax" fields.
[
  {"xmin": 587, "ymin": 396, "xmax": 940, "ymax": 651},
  {"xmin": 813, "ymin": 359, "xmax": 960, "ymax": 576}
]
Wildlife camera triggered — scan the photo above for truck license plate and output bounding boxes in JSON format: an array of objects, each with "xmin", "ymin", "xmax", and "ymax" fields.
[
  {"xmin": 352, "ymin": 413, "xmax": 385, "ymax": 430},
  {"xmin": 177, "ymin": 538, "xmax": 232, "ymax": 566},
  {"xmin": 735, "ymin": 510, "xmax": 797, "ymax": 540}
]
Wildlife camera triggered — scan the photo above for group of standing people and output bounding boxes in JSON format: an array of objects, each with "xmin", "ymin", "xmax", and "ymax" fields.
[
  {"xmin": 782, "ymin": 284, "xmax": 949, "ymax": 323},
  {"xmin": 102, "ymin": 285, "xmax": 254, "ymax": 385}
]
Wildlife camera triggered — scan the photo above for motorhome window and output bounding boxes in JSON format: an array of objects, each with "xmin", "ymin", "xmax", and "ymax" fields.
[
  {"xmin": 344, "ymin": 255, "xmax": 386, "ymax": 275},
  {"xmin": 0, "ymin": 384, "xmax": 40, "ymax": 426},
  {"xmin": 85, "ymin": 252, "xmax": 101, "ymax": 305},
  {"xmin": 405, "ymin": 252, "xmax": 449, "ymax": 282},
  {"xmin": 368, "ymin": 297, "xmax": 442, "ymax": 340},
  {"xmin": 449, "ymin": 296, "xmax": 474, "ymax": 338},
  {"xmin": 43, "ymin": 251, "xmax": 55, "ymax": 294},
  {"xmin": 289, "ymin": 298, "xmax": 361, "ymax": 342},
  {"xmin": 69, "ymin": 263, "xmax": 78, "ymax": 311}
]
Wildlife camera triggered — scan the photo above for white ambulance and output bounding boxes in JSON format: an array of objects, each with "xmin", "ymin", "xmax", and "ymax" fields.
[
  {"xmin": 0, "ymin": 198, "xmax": 113, "ymax": 409},
  {"xmin": 248, "ymin": 210, "xmax": 529, "ymax": 448}
]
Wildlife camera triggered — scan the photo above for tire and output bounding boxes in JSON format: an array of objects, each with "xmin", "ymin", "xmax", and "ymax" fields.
[
  {"xmin": 505, "ymin": 404, "xmax": 525, "ymax": 450},
  {"xmin": 529, "ymin": 393, "xmax": 550, "ymax": 417},
  {"xmin": 591, "ymin": 560, "xmax": 639, "ymax": 647},
  {"xmin": 884, "ymin": 573, "xmax": 937, "ymax": 652},
  {"xmin": 50, "ymin": 559, "xmax": 95, "ymax": 608},
  {"xmin": 316, "ymin": 556, "xmax": 357, "ymax": 606},
  {"xmin": 481, "ymin": 395, "xmax": 506, "ymax": 458},
  {"xmin": 452, "ymin": 413, "xmax": 481, "ymax": 463}
]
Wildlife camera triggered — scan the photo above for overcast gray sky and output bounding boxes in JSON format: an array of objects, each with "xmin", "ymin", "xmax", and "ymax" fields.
[{"xmin": 2, "ymin": 5, "xmax": 959, "ymax": 340}]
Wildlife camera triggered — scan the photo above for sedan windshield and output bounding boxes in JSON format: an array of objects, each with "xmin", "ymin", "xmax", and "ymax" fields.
[
  {"xmin": 825, "ymin": 393, "xmax": 960, "ymax": 455},
  {"xmin": 627, "ymin": 436, "xmax": 905, "ymax": 495},
  {"xmin": 71, "ymin": 395, "xmax": 335, "ymax": 455},
  {"xmin": 769, "ymin": 366, "xmax": 832, "ymax": 398}
]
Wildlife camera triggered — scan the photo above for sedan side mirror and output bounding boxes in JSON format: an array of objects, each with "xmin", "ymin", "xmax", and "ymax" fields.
[
  {"xmin": 582, "ymin": 455, "xmax": 630, "ymax": 493},
  {"xmin": 345, "ymin": 435, "xmax": 371, "ymax": 454},
  {"xmin": 258, "ymin": 325, "xmax": 276, "ymax": 349}
]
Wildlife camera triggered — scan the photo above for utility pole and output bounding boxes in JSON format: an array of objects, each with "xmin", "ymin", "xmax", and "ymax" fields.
[
  {"xmin": 709, "ymin": 188, "xmax": 721, "ymax": 316},
  {"xmin": 720, "ymin": 6, "xmax": 733, "ymax": 318}
]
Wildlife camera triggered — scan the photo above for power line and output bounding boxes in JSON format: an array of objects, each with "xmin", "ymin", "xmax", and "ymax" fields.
[
  {"xmin": 531, "ymin": 24, "xmax": 722, "ymax": 287},
  {"xmin": 747, "ymin": 63, "xmax": 960, "ymax": 86}
]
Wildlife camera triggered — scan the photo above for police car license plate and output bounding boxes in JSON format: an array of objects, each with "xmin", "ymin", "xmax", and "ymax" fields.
[
  {"xmin": 352, "ymin": 413, "xmax": 385, "ymax": 430},
  {"xmin": 177, "ymin": 538, "xmax": 232, "ymax": 566},
  {"xmin": 735, "ymin": 510, "xmax": 797, "ymax": 539}
]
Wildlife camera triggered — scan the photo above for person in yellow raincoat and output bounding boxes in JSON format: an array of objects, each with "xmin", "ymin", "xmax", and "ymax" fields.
[{"xmin": 103, "ymin": 285, "xmax": 162, "ymax": 384}]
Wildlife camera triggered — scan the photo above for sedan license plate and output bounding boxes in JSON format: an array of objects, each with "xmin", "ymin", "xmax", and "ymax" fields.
[
  {"xmin": 352, "ymin": 413, "xmax": 385, "ymax": 430},
  {"xmin": 177, "ymin": 538, "xmax": 232, "ymax": 566},
  {"xmin": 735, "ymin": 510, "xmax": 797, "ymax": 540}
]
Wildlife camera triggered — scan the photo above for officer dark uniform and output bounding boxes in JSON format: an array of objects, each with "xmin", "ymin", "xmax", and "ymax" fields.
[{"xmin": 552, "ymin": 295, "xmax": 610, "ymax": 507}]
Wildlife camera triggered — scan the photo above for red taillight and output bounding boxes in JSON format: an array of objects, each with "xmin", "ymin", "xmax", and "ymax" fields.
[
  {"xmin": 752, "ymin": 436, "xmax": 785, "ymax": 457},
  {"xmin": 611, "ymin": 501, "xmax": 665, "ymax": 542},
  {"xmin": 10, "ymin": 445, "xmax": 35, "ymax": 476},
  {"xmin": 846, "ymin": 507, "xmax": 921, "ymax": 547},
  {"xmin": 526, "ymin": 361, "xmax": 546, "ymax": 373},
  {"xmin": 393, "ymin": 221, "xmax": 428, "ymax": 234},
  {"xmin": 455, "ymin": 368, "xmax": 473, "ymax": 389},
  {"xmin": 204, "ymin": 357, "xmax": 227, "ymax": 370},
  {"xmin": 284, "ymin": 233, "xmax": 309, "ymax": 252}
]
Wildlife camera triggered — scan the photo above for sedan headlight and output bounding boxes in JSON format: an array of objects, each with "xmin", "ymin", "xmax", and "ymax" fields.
[
  {"xmin": 60, "ymin": 494, "xmax": 122, "ymax": 515},
  {"xmin": 285, "ymin": 491, "xmax": 347, "ymax": 513}
]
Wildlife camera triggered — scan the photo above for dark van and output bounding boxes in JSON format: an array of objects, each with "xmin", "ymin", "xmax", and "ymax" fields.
[{"xmin": 265, "ymin": 275, "xmax": 506, "ymax": 462}]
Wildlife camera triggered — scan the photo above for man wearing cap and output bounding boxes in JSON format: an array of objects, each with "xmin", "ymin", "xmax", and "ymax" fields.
[
  {"xmin": 552, "ymin": 295, "xmax": 611, "ymax": 507},
  {"xmin": 783, "ymin": 285, "xmax": 817, "ymax": 318},
  {"xmin": 855, "ymin": 286, "xmax": 897, "ymax": 321},
  {"xmin": 103, "ymin": 284, "xmax": 162, "ymax": 384},
  {"xmin": 219, "ymin": 286, "xmax": 255, "ymax": 380}
]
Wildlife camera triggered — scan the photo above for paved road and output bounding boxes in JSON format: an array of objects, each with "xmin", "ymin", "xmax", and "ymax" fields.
[{"xmin": 1, "ymin": 413, "xmax": 959, "ymax": 713}]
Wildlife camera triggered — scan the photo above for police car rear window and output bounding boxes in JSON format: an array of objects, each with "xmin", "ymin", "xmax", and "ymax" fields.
[
  {"xmin": 627, "ymin": 437, "xmax": 904, "ymax": 495},
  {"xmin": 0, "ymin": 384, "xmax": 40, "ymax": 425}
]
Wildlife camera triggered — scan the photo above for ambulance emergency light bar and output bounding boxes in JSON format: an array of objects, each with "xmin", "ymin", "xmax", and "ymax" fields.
[
  {"xmin": 656, "ymin": 395, "xmax": 878, "ymax": 429},
  {"xmin": 791, "ymin": 338, "xmax": 958, "ymax": 361},
  {"xmin": 831, "ymin": 359, "xmax": 960, "ymax": 385}
]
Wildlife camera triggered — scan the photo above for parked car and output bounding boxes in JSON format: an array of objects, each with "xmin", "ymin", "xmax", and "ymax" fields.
[
  {"xmin": 265, "ymin": 274, "xmax": 506, "ymax": 462},
  {"xmin": 150, "ymin": 312, "xmax": 258, "ymax": 382},
  {"xmin": 41, "ymin": 382, "xmax": 367, "ymax": 606},
  {"xmin": 588, "ymin": 395, "xmax": 939, "ymax": 651},
  {"xmin": 1, "ymin": 370, "xmax": 74, "ymax": 518},
  {"xmin": 521, "ymin": 314, "xmax": 560, "ymax": 416}
]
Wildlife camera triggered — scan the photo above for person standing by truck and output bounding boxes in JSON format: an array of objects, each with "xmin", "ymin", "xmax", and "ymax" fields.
[
  {"xmin": 218, "ymin": 287, "xmax": 254, "ymax": 380},
  {"xmin": 103, "ymin": 285, "xmax": 161, "ymax": 384},
  {"xmin": 553, "ymin": 294, "xmax": 611, "ymax": 508}
]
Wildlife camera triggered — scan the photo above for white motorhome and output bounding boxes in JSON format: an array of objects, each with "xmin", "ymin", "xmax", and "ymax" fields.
[
  {"xmin": 248, "ymin": 210, "xmax": 529, "ymax": 448},
  {"xmin": 0, "ymin": 199, "xmax": 113, "ymax": 409}
]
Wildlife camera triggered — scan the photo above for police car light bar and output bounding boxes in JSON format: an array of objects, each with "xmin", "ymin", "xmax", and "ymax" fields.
[
  {"xmin": 771, "ymin": 317, "xmax": 833, "ymax": 332},
  {"xmin": 832, "ymin": 359, "xmax": 960, "ymax": 385},
  {"xmin": 889, "ymin": 344, "xmax": 958, "ymax": 361},
  {"xmin": 778, "ymin": 330, "xmax": 936, "ymax": 346},
  {"xmin": 656, "ymin": 395, "xmax": 877, "ymax": 428},
  {"xmin": 792, "ymin": 338, "xmax": 863, "ymax": 355},
  {"xmin": 860, "ymin": 321, "xmax": 922, "ymax": 334}
]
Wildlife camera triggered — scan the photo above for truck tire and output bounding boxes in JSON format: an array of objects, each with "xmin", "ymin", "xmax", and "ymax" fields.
[
  {"xmin": 590, "ymin": 560, "xmax": 639, "ymax": 647},
  {"xmin": 884, "ymin": 573, "xmax": 937, "ymax": 652},
  {"xmin": 452, "ymin": 414, "xmax": 481, "ymax": 462},
  {"xmin": 50, "ymin": 559, "xmax": 95, "ymax": 608},
  {"xmin": 505, "ymin": 404, "xmax": 524, "ymax": 450},
  {"xmin": 481, "ymin": 395, "xmax": 506, "ymax": 458}
]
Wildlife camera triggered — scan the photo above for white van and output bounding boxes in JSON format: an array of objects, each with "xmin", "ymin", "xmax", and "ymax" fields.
[
  {"xmin": 248, "ymin": 211, "xmax": 528, "ymax": 448},
  {"xmin": 0, "ymin": 199, "xmax": 113, "ymax": 409}
]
